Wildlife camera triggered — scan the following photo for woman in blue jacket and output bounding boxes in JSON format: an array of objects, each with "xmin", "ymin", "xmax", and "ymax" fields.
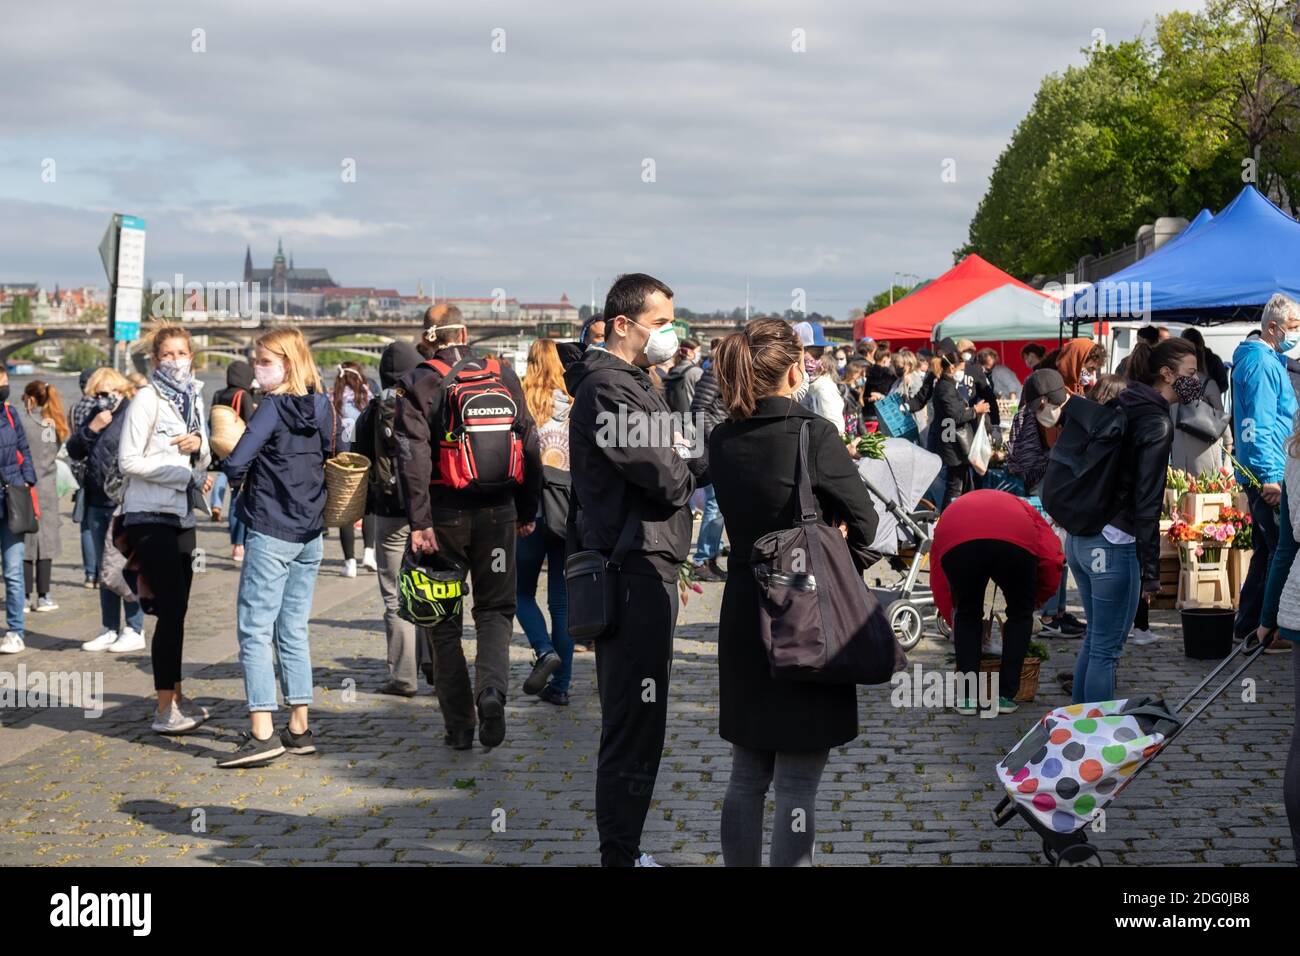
[
  {"xmin": 217, "ymin": 328, "xmax": 334, "ymax": 768},
  {"xmin": 0, "ymin": 368, "xmax": 37, "ymax": 655}
]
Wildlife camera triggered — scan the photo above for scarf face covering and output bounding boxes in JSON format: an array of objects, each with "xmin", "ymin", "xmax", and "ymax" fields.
[{"xmin": 151, "ymin": 363, "xmax": 202, "ymax": 434}]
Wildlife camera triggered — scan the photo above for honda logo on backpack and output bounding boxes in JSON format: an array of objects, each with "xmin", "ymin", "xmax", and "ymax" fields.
[{"xmin": 428, "ymin": 356, "xmax": 525, "ymax": 492}]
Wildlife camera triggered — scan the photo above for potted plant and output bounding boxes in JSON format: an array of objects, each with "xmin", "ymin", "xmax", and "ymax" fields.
[{"xmin": 970, "ymin": 640, "xmax": 1049, "ymax": 703}]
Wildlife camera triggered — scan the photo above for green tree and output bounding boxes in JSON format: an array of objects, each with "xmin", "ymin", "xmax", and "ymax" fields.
[
  {"xmin": 864, "ymin": 286, "xmax": 917, "ymax": 315},
  {"xmin": 3, "ymin": 296, "xmax": 32, "ymax": 324},
  {"xmin": 58, "ymin": 341, "xmax": 107, "ymax": 372}
]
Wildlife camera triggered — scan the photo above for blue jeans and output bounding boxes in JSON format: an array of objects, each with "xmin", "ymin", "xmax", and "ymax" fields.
[
  {"xmin": 1040, "ymin": 572, "xmax": 1069, "ymax": 619},
  {"xmin": 0, "ymin": 523, "xmax": 23, "ymax": 636},
  {"xmin": 1065, "ymin": 533, "xmax": 1140, "ymax": 704},
  {"xmin": 236, "ymin": 530, "xmax": 323, "ymax": 711},
  {"xmin": 228, "ymin": 488, "xmax": 247, "ymax": 546},
  {"xmin": 515, "ymin": 525, "xmax": 572, "ymax": 693},
  {"xmin": 209, "ymin": 471, "xmax": 229, "ymax": 509},
  {"xmin": 79, "ymin": 502, "xmax": 98, "ymax": 583},
  {"xmin": 694, "ymin": 484, "xmax": 725, "ymax": 564},
  {"xmin": 85, "ymin": 504, "xmax": 144, "ymax": 633}
]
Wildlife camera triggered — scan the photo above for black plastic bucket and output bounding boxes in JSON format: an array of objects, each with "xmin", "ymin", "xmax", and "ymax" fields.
[{"xmin": 1180, "ymin": 607, "xmax": 1235, "ymax": 660}]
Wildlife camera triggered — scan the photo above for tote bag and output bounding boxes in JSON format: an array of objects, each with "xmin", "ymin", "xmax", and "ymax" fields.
[{"xmin": 750, "ymin": 420, "xmax": 905, "ymax": 685}]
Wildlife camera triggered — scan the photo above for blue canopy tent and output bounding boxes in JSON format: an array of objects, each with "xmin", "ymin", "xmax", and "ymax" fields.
[{"xmin": 1062, "ymin": 187, "xmax": 1300, "ymax": 333}]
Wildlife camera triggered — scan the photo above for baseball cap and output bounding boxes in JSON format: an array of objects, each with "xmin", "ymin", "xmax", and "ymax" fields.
[{"xmin": 1021, "ymin": 368, "xmax": 1067, "ymax": 407}]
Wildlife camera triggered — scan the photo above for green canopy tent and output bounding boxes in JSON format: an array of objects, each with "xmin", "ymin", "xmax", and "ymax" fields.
[{"xmin": 932, "ymin": 284, "xmax": 1087, "ymax": 342}]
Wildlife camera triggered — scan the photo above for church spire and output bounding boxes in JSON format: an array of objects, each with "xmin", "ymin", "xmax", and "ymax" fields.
[{"xmin": 243, "ymin": 244, "xmax": 253, "ymax": 282}]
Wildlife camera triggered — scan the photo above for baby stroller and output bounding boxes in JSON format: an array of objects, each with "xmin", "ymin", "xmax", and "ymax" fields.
[
  {"xmin": 856, "ymin": 439, "xmax": 945, "ymax": 651},
  {"xmin": 990, "ymin": 636, "xmax": 1267, "ymax": 866}
]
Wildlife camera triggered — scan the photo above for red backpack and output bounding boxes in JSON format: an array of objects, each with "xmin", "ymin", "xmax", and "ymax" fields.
[{"xmin": 427, "ymin": 356, "xmax": 525, "ymax": 492}]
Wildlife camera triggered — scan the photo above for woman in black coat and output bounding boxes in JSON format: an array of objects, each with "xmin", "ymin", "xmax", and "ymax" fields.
[
  {"xmin": 926, "ymin": 350, "xmax": 989, "ymax": 509},
  {"xmin": 708, "ymin": 318, "xmax": 880, "ymax": 867}
]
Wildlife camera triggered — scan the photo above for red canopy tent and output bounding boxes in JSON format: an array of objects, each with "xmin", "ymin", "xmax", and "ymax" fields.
[
  {"xmin": 857, "ymin": 254, "xmax": 1041, "ymax": 340},
  {"xmin": 854, "ymin": 254, "xmax": 1054, "ymax": 378}
]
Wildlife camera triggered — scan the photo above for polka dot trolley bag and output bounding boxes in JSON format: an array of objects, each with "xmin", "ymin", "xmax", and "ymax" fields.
[
  {"xmin": 996, "ymin": 696, "xmax": 1181, "ymax": 834},
  {"xmin": 991, "ymin": 639, "xmax": 1264, "ymax": 865}
]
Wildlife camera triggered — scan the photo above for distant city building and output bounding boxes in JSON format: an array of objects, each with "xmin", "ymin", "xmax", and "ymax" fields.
[
  {"xmin": 432, "ymin": 296, "xmax": 523, "ymax": 324},
  {"xmin": 519, "ymin": 293, "xmax": 579, "ymax": 324},
  {"xmin": 243, "ymin": 239, "xmax": 338, "ymax": 291}
]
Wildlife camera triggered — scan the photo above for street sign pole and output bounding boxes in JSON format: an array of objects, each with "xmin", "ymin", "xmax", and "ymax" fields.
[{"xmin": 99, "ymin": 214, "xmax": 146, "ymax": 371}]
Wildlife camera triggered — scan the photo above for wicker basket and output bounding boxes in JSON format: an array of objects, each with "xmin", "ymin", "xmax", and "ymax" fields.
[
  {"xmin": 979, "ymin": 655, "xmax": 1042, "ymax": 702},
  {"xmin": 209, "ymin": 404, "xmax": 246, "ymax": 460},
  {"xmin": 323, "ymin": 452, "xmax": 371, "ymax": 527}
]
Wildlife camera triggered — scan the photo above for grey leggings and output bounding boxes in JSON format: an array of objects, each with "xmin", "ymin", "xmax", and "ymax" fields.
[
  {"xmin": 721, "ymin": 744, "xmax": 829, "ymax": 867},
  {"xmin": 1288, "ymin": 651, "xmax": 1300, "ymax": 864}
]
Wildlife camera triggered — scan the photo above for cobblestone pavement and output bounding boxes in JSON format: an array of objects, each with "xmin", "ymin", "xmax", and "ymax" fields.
[{"xmin": 0, "ymin": 510, "xmax": 1295, "ymax": 866}]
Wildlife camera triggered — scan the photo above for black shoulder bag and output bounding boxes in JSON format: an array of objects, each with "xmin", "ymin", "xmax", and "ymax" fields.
[
  {"xmin": 564, "ymin": 506, "xmax": 640, "ymax": 641},
  {"xmin": 751, "ymin": 420, "xmax": 903, "ymax": 685}
]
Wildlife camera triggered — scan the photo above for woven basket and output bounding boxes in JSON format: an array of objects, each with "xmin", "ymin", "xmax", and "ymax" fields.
[
  {"xmin": 323, "ymin": 452, "xmax": 371, "ymax": 527},
  {"xmin": 979, "ymin": 655, "xmax": 1042, "ymax": 702},
  {"xmin": 209, "ymin": 404, "xmax": 246, "ymax": 460}
]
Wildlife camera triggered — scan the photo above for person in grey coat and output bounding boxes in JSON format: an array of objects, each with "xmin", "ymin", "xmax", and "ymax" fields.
[
  {"xmin": 1169, "ymin": 372, "xmax": 1229, "ymax": 476},
  {"xmin": 20, "ymin": 381, "xmax": 67, "ymax": 612}
]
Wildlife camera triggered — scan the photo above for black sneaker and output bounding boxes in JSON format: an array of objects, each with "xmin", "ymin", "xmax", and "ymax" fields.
[
  {"xmin": 443, "ymin": 727, "xmax": 474, "ymax": 750},
  {"xmin": 706, "ymin": 558, "xmax": 728, "ymax": 582},
  {"xmin": 280, "ymin": 726, "xmax": 316, "ymax": 755},
  {"xmin": 692, "ymin": 562, "xmax": 723, "ymax": 583},
  {"xmin": 539, "ymin": 685, "xmax": 570, "ymax": 707},
  {"xmin": 1058, "ymin": 612, "xmax": 1087, "ymax": 633},
  {"xmin": 217, "ymin": 732, "xmax": 286, "ymax": 769},
  {"xmin": 477, "ymin": 688, "xmax": 506, "ymax": 749},
  {"xmin": 1038, "ymin": 616, "xmax": 1064, "ymax": 637},
  {"xmin": 378, "ymin": 680, "xmax": 417, "ymax": 698},
  {"xmin": 523, "ymin": 651, "xmax": 562, "ymax": 696}
]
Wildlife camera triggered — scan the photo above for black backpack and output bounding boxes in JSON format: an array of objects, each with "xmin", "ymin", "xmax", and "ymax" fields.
[
  {"xmin": 1040, "ymin": 397, "xmax": 1128, "ymax": 535},
  {"xmin": 368, "ymin": 392, "xmax": 403, "ymax": 509}
]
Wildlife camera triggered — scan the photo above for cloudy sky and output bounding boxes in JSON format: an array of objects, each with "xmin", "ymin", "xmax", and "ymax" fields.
[{"xmin": 1, "ymin": 0, "xmax": 1197, "ymax": 315}]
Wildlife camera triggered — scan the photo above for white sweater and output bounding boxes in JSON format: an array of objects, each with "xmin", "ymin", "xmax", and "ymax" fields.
[
  {"xmin": 1277, "ymin": 455, "xmax": 1300, "ymax": 631},
  {"xmin": 118, "ymin": 385, "xmax": 210, "ymax": 519},
  {"xmin": 808, "ymin": 376, "xmax": 845, "ymax": 437}
]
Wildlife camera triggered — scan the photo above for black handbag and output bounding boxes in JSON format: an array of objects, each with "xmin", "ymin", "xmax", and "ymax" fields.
[
  {"xmin": 3, "ymin": 481, "xmax": 38, "ymax": 536},
  {"xmin": 1173, "ymin": 400, "xmax": 1228, "ymax": 444},
  {"xmin": 540, "ymin": 464, "xmax": 571, "ymax": 539},
  {"xmin": 751, "ymin": 420, "xmax": 904, "ymax": 685},
  {"xmin": 564, "ymin": 506, "xmax": 639, "ymax": 641}
]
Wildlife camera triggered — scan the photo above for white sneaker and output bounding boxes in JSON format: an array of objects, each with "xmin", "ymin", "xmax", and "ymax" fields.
[
  {"xmin": 108, "ymin": 629, "xmax": 146, "ymax": 653},
  {"xmin": 1130, "ymin": 628, "xmax": 1160, "ymax": 646},
  {"xmin": 0, "ymin": 631, "xmax": 24, "ymax": 654},
  {"xmin": 35, "ymin": 596, "xmax": 58, "ymax": 612},
  {"xmin": 83, "ymin": 629, "xmax": 120, "ymax": 652},
  {"xmin": 634, "ymin": 853, "xmax": 663, "ymax": 867},
  {"xmin": 343, "ymin": 559, "xmax": 357, "ymax": 578},
  {"xmin": 361, "ymin": 548, "xmax": 378, "ymax": 572},
  {"xmin": 151, "ymin": 704, "xmax": 200, "ymax": 735}
]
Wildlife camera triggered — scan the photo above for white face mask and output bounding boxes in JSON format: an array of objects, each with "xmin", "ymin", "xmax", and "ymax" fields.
[
  {"xmin": 635, "ymin": 322, "xmax": 679, "ymax": 366},
  {"xmin": 1079, "ymin": 370, "xmax": 1097, "ymax": 388},
  {"xmin": 1034, "ymin": 403, "xmax": 1062, "ymax": 428},
  {"xmin": 961, "ymin": 351, "xmax": 973, "ymax": 362},
  {"xmin": 255, "ymin": 362, "xmax": 286, "ymax": 392}
]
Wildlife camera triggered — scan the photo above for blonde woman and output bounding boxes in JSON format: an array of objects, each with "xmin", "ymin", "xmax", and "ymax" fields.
[
  {"xmin": 118, "ymin": 326, "xmax": 212, "ymax": 732},
  {"xmin": 516, "ymin": 339, "xmax": 573, "ymax": 704},
  {"xmin": 66, "ymin": 368, "xmax": 145, "ymax": 652},
  {"xmin": 218, "ymin": 328, "xmax": 333, "ymax": 768}
]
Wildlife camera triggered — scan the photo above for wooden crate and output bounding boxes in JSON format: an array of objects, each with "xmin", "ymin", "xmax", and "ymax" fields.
[
  {"xmin": 1178, "ymin": 492, "xmax": 1233, "ymax": 524},
  {"xmin": 1227, "ymin": 548, "xmax": 1252, "ymax": 609}
]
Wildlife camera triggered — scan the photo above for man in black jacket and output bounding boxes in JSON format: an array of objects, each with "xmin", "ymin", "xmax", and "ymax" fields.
[
  {"xmin": 357, "ymin": 341, "xmax": 425, "ymax": 698},
  {"xmin": 396, "ymin": 306, "xmax": 542, "ymax": 750},
  {"xmin": 565, "ymin": 273, "xmax": 696, "ymax": 867}
]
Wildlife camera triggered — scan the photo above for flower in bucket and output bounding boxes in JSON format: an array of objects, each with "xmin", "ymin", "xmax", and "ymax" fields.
[{"xmin": 1220, "ymin": 506, "xmax": 1253, "ymax": 549}]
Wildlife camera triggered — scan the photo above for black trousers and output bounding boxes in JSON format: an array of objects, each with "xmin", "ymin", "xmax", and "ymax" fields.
[
  {"xmin": 125, "ymin": 523, "xmax": 197, "ymax": 691},
  {"xmin": 1235, "ymin": 486, "xmax": 1280, "ymax": 638},
  {"xmin": 23, "ymin": 558, "xmax": 51, "ymax": 596},
  {"xmin": 941, "ymin": 538, "xmax": 1038, "ymax": 699},
  {"xmin": 594, "ymin": 571, "xmax": 677, "ymax": 867}
]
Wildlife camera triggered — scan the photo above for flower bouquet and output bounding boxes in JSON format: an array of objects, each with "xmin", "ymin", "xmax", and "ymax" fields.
[
  {"xmin": 1167, "ymin": 515, "xmax": 1236, "ymax": 568},
  {"xmin": 677, "ymin": 562, "xmax": 704, "ymax": 606},
  {"xmin": 1219, "ymin": 506, "xmax": 1253, "ymax": 550}
]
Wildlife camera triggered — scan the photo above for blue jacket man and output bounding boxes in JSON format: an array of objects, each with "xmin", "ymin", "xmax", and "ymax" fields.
[
  {"xmin": 1231, "ymin": 294, "xmax": 1300, "ymax": 640},
  {"xmin": 1232, "ymin": 337, "xmax": 1297, "ymax": 488}
]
